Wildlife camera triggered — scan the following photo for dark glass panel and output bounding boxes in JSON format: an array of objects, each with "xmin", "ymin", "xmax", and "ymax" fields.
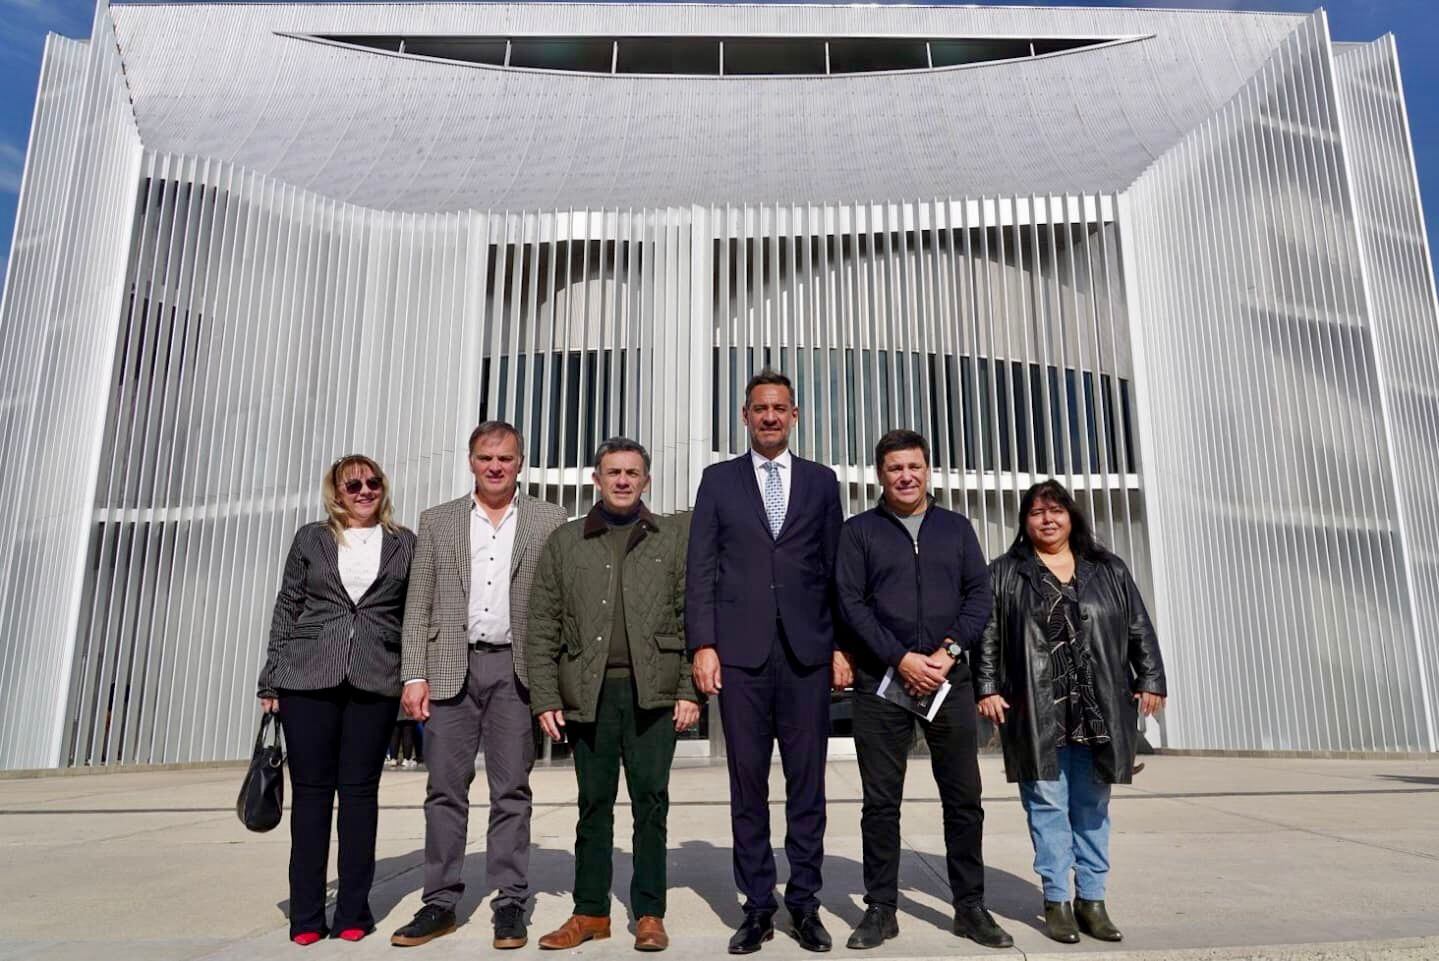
[
  {"xmin": 928, "ymin": 38, "xmax": 1032, "ymax": 67},
  {"xmin": 828, "ymin": 38, "xmax": 929, "ymax": 74},
  {"xmin": 402, "ymin": 37, "xmax": 507, "ymax": 64},
  {"xmin": 327, "ymin": 35, "xmax": 403, "ymax": 53},
  {"xmin": 509, "ymin": 38, "xmax": 614, "ymax": 73},
  {"xmin": 723, "ymin": 38, "xmax": 827, "ymax": 75},
  {"xmin": 617, "ymin": 37, "xmax": 721, "ymax": 75},
  {"xmin": 1032, "ymin": 38, "xmax": 1103, "ymax": 56}
]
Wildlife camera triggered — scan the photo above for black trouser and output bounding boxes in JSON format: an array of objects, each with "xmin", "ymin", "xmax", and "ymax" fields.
[
  {"xmin": 277, "ymin": 684, "xmax": 398, "ymax": 936},
  {"xmin": 718, "ymin": 629, "xmax": 830, "ymax": 915},
  {"xmin": 852, "ymin": 679, "xmax": 984, "ymax": 910}
]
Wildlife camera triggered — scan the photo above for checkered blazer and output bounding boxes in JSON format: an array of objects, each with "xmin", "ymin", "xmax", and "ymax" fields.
[{"xmin": 400, "ymin": 492, "xmax": 568, "ymax": 699}]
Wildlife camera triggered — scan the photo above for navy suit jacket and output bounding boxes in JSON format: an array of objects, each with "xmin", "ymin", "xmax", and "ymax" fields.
[{"xmin": 685, "ymin": 452, "xmax": 843, "ymax": 669}]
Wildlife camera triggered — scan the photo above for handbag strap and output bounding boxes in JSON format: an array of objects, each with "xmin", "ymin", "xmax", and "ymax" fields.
[{"xmin": 255, "ymin": 711, "xmax": 283, "ymax": 753}]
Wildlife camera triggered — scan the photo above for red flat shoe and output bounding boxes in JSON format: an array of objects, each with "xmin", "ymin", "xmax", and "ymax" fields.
[
  {"xmin": 291, "ymin": 932, "xmax": 323, "ymax": 946},
  {"xmin": 337, "ymin": 928, "xmax": 368, "ymax": 942}
]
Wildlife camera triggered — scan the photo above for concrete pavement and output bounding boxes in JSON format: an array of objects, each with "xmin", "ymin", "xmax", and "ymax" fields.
[{"xmin": 1, "ymin": 754, "xmax": 1437, "ymax": 960}]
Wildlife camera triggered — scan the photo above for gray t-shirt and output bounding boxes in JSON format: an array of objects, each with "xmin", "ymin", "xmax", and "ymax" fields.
[{"xmin": 899, "ymin": 510, "xmax": 924, "ymax": 546}]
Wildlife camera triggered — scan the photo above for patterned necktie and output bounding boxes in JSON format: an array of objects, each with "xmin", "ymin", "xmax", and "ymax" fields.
[{"xmin": 761, "ymin": 460, "xmax": 785, "ymax": 539}]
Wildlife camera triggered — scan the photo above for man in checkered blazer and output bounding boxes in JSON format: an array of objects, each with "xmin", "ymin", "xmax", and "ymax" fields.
[{"xmin": 391, "ymin": 421, "xmax": 567, "ymax": 950}]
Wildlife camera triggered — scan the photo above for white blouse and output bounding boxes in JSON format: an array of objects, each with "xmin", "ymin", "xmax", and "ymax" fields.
[{"xmin": 337, "ymin": 526, "xmax": 384, "ymax": 603}]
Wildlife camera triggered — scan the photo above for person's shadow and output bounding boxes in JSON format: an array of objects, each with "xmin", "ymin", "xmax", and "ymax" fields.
[
  {"xmin": 669, "ymin": 838, "xmax": 1042, "ymax": 938},
  {"xmin": 279, "ymin": 829, "xmax": 1043, "ymax": 938},
  {"xmin": 277, "ymin": 843, "xmax": 577, "ymax": 930}
]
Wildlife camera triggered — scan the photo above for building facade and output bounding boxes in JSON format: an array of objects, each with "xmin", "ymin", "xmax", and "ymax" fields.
[{"xmin": 1, "ymin": 2, "xmax": 1436, "ymax": 769}]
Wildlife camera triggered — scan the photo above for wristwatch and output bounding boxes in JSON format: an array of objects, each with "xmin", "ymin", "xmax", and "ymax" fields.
[{"xmin": 943, "ymin": 640, "xmax": 963, "ymax": 660}]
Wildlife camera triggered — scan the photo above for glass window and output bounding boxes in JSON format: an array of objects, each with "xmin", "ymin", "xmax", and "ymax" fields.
[
  {"xmin": 828, "ymin": 38, "xmax": 929, "ymax": 73},
  {"xmin": 617, "ymin": 37, "xmax": 720, "ymax": 75},
  {"xmin": 508, "ymin": 38, "xmax": 614, "ymax": 73},
  {"xmin": 723, "ymin": 38, "xmax": 827, "ymax": 75},
  {"xmin": 319, "ymin": 34, "xmax": 1113, "ymax": 76},
  {"xmin": 929, "ymin": 38, "xmax": 1032, "ymax": 67},
  {"xmin": 403, "ymin": 37, "xmax": 506, "ymax": 64}
]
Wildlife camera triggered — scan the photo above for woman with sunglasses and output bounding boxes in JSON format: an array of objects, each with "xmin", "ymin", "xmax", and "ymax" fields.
[{"xmin": 257, "ymin": 455, "xmax": 417, "ymax": 945}]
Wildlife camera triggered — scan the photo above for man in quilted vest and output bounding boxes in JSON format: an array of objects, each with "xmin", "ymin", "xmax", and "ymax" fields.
[{"xmin": 527, "ymin": 437, "xmax": 701, "ymax": 952}]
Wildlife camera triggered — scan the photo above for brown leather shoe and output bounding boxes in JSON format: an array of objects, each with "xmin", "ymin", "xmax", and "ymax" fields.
[
  {"xmin": 538, "ymin": 915, "xmax": 611, "ymax": 950},
  {"xmin": 635, "ymin": 916, "xmax": 669, "ymax": 952}
]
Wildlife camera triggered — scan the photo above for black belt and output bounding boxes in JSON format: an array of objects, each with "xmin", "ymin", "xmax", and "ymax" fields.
[{"xmin": 469, "ymin": 640, "xmax": 511, "ymax": 652}]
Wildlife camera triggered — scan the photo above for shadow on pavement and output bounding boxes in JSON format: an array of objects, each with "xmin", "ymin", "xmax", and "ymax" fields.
[{"xmin": 277, "ymin": 835, "xmax": 1041, "ymax": 940}]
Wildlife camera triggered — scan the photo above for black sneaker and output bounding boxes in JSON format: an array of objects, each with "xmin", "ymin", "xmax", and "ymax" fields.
[
  {"xmin": 390, "ymin": 904, "xmax": 457, "ymax": 947},
  {"xmin": 493, "ymin": 904, "xmax": 527, "ymax": 949}
]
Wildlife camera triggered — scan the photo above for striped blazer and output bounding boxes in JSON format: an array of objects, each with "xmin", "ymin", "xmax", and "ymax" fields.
[
  {"xmin": 400, "ymin": 492, "xmax": 568, "ymax": 700},
  {"xmin": 257, "ymin": 521, "xmax": 418, "ymax": 699}
]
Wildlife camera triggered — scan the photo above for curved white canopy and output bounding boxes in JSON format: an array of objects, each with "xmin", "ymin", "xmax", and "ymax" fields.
[{"xmin": 109, "ymin": 2, "xmax": 1308, "ymax": 211}]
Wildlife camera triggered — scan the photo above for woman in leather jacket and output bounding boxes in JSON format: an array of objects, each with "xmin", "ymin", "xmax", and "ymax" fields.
[{"xmin": 975, "ymin": 480, "xmax": 1166, "ymax": 945}]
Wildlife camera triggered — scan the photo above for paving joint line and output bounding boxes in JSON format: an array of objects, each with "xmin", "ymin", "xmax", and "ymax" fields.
[{"xmin": 1120, "ymin": 785, "xmax": 1439, "ymax": 863}]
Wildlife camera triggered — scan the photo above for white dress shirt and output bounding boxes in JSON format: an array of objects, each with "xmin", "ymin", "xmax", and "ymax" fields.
[
  {"xmin": 751, "ymin": 448, "xmax": 793, "ymax": 518},
  {"xmin": 337, "ymin": 525, "xmax": 383, "ymax": 603},
  {"xmin": 469, "ymin": 493, "xmax": 519, "ymax": 646}
]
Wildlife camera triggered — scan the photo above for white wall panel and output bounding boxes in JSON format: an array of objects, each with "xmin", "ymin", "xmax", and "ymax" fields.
[
  {"xmin": 1122, "ymin": 12, "xmax": 1433, "ymax": 752},
  {"xmin": 1334, "ymin": 38, "xmax": 1439, "ymax": 747},
  {"xmin": 0, "ymin": 7, "xmax": 144, "ymax": 769}
]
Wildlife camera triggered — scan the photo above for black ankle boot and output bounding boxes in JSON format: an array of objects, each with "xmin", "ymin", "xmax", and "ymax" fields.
[
  {"xmin": 1043, "ymin": 901, "xmax": 1080, "ymax": 944},
  {"xmin": 1074, "ymin": 898, "xmax": 1123, "ymax": 942}
]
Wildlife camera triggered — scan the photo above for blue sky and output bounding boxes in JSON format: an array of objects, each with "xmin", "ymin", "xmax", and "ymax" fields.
[{"xmin": 1, "ymin": 0, "xmax": 1436, "ymax": 279}]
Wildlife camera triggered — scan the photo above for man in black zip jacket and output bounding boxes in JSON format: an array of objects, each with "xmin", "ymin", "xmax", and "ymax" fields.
[{"xmin": 834, "ymin": 429, "xmax": 1012, "ymax": 951}]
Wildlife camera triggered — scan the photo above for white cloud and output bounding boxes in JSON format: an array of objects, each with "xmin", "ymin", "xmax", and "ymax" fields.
[{"xmin": 0, "ymin": 142, "xmax": 25, "ymax": 193}]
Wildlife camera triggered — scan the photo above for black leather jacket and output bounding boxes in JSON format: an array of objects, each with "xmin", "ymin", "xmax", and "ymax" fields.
[{"xmin": 975, "ymin": 549, "xmax": 1166, "ymax": 785}]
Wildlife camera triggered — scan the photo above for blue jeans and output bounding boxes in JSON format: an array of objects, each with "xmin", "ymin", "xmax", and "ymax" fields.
[{"xmin": 1019, "ymin": 745, "xmax": 1112, "ymax": 902}]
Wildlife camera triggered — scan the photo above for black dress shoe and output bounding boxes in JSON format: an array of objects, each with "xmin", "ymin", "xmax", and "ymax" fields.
[
  {"xmin": 952, "ymin": 905, "xmax": 1013, "ymax": 949},
  {"xmin": 493, "ymin": 903, "xmax": 528, "ymax": 949},
  {"xmin": 790, "ymin": 910, "xmax": 832, "ymax": 952},
  {"xmin": 1043, "ymin": 901, "xmax": 1080, "ymax": 944},
  {"xmin": 728, "ymin": 912, "xmax": 775, "ymax": 954},
  {"xmin": 845, "ymin": 905, "xmax": 898, "ymax": 950},
  {"xmin": 391, "ymin": 904, "xmax": 457, "ymax": 947},
  {"xmin": 1074, "ymin": 898, "xmax": 1123, "ymax": 942}
]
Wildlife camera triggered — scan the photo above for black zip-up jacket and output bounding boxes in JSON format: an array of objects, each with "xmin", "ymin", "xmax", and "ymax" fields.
[{"xmin": 834, "ymin": 497, "xmax": 992, "ymax": 692}]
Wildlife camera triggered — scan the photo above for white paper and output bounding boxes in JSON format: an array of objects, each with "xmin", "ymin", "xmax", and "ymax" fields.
[{"xmin": 875, "ymin": 667, "xmax": 951, "ymax": 722}]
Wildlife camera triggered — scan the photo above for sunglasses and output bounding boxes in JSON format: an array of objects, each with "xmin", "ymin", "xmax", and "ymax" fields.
[{"xmin": 342, "ymin": 477, "xmax": 383, "ymax": 495}]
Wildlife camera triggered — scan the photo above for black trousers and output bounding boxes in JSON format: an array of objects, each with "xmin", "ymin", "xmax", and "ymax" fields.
[
  {"xmin": 718, "ymin": 629, "xmax": 830, "ymax": 915},
  {"xmin": 278, "ymin": 684, "xmax": 398, "ymax": 936},
  {"xmin": 852, "ymin": 679, "xmax": 985, "ymax": 910}
]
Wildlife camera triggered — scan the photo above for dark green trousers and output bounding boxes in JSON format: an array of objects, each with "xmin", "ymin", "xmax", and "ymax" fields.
[{"xmin": 570, "ymin": 676, "xmax": 678, "ymax": 918}]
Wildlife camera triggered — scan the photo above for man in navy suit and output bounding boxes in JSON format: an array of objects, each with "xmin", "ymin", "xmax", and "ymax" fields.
[{"xmin": 686, "ymin": 369, "xmax": 851, "ymax": 955}]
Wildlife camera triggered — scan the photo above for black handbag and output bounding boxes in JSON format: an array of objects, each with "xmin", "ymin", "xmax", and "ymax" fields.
[{"xmin": 237, "ymin": 711, "xmax": 285, "ymax": 832}]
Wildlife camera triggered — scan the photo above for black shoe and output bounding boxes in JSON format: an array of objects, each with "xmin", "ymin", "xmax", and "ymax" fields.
[
  {"xmin": 493, "ymin": 903, "xmax": 527, "ymax": 949},
  {"xmin": 391, "ymin": 904, "xmax": 457, "ymax": 947},
  {"xmin": 845, "ymin": 905, "xmax": 898, "ymax": 950},
  {"xmin": 952, "ymin": 905, "xmax": 1013, "ymax": 949},
  {"xmin": 1074, "ymin": 898, "xmax": 1123, "ymax": 942},
  {"xmin": 1043, "ymin": 901, "xmax": 1080, "ymax": 944},
  {"xmin": 790, "ymin": 910, "xmax": 832, "ymax": 952},
  {"xmin": 728, "ymin": 912, "xmax": 775, "ymax": 954}
]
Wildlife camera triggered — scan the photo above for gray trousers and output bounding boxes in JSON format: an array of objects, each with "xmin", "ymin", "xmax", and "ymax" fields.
[{"xmin": 422, "ymin": 647, "xmax": 536, "ymax": 912}]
